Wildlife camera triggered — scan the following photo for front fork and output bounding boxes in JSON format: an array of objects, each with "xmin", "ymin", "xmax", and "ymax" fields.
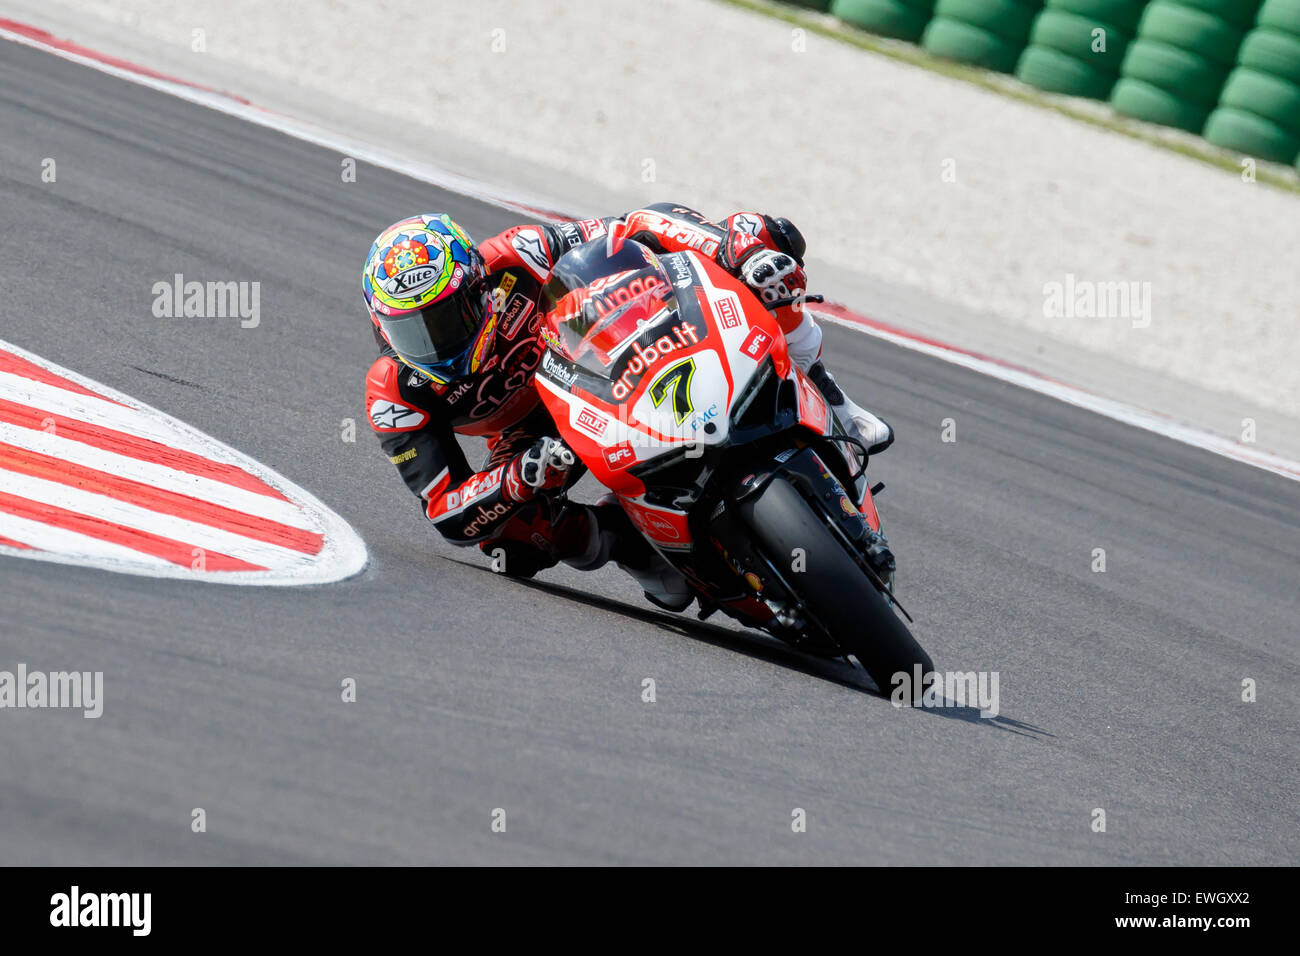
[
  {"xmin": 808, "ymin": 378, "xmax": 897, "ymax": 594},
  {"xmin": 710, "ymin": 446, "xmax": 896, "ymax": 628},
  {"xmin": 774, "ymin": 446, "xmax": 894, "ymax": 592}
]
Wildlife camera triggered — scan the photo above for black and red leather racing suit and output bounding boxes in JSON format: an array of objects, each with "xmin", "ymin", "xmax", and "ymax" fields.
[{"xmin": 364, "ymin": 202, "xmax": 809, "ymax": 571}]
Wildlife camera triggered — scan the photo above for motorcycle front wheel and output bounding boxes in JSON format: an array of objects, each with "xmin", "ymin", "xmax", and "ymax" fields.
[{"xmin": 742, "ymin": 476, "xmax": 934, "ymax": 702}]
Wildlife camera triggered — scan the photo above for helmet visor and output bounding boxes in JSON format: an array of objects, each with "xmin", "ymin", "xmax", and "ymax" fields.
[{"xmin": 376, "ymin": 286, "xmax": 486, "ymax": 367}]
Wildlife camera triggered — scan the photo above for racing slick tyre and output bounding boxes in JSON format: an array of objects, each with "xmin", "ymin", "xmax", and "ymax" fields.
[{"xmin": 743, "ymin": 476, "xmax": 933, "ymax": 701}]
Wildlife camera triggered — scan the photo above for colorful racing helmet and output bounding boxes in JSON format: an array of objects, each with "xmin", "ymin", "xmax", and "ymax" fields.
[{"xmin": 362, "ymin": 214, "xmax": 495, "ymax": 385}]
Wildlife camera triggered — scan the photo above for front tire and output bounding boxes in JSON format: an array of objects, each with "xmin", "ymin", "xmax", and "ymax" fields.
[{"xmin": 743, "ymin": 476, "xmax": 933, "ymax": 701}]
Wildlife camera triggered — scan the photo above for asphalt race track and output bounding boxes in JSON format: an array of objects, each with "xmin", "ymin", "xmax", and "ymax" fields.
[{"xmin": 1, "ymin": 39, "xmax": 1296, "ymax": 865}]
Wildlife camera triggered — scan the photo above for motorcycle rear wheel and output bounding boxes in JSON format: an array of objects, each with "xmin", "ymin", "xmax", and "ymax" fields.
[{"xmin": 743, "ymin": 476, "xmax": 934, "ymax": 702}]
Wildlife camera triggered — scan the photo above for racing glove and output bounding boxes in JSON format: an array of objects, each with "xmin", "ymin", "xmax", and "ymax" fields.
[
  {"xmin": 504, "ymin": 437, "xmax": 576, "ymax": 502},
  {"xmin": 739, "ymin": 249, "xmax": 808, "ymax": 307}
]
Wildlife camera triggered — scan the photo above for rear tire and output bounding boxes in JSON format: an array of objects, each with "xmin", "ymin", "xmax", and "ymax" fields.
[{"xmin": 743, "ymin": 476, "xmax": 933, "ymax": 701}]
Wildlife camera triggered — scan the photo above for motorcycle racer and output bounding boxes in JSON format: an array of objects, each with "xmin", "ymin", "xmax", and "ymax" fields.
[{"xmin": 362, "ymin": 204, "xmax": 893, "ymax": 607}]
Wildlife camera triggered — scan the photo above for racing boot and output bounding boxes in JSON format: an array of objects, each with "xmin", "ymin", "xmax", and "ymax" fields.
[
  {"xmin": 807, "ymin": 361, "xmax": 894, "ymax": 455},
  {"xmin": 564, "ymin": 497, "xmax": 694, "ymax": 612},
  {"xmin": 618, "ymin": 548, "xmax": 695, "ymax": 613}
]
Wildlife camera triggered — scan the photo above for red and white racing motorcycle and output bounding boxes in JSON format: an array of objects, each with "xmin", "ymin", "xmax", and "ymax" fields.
[{"xmin": 533, "ymin": 237, "xmax": 932, "ymax": 694}]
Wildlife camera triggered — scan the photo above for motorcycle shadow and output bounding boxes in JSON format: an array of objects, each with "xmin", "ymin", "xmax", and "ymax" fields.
[
  {"xmin": 447, "ymin": 556, "xmax": 873, "ymax": 692},
  {"xmin": 449, "ymin": 557, "xmax": 1052, "ymax": 737}
]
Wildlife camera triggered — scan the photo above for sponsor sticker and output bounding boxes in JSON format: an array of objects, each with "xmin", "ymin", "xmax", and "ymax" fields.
[
  {"xmin": 541, "ymin": 349, "xmax": 578, "ymax": 388},
  {"xmin": 610, "ymin": 321, "xmax": 701, "ymax": 401},
  {"xmin": 604, "ymin": 442, "xmax": 636, "ymax": 469},
  {"xmin": 558, "ymin": 222, "xmax": 583, "ymax": 247},
  {"xmin": 632, "ymin": 508, "xmax": 681, "ymax": 542},
  {"xmin": 368, "ymin": 399, "xmax": 428, "ymax": 431},
  {"xmin": 463, "ymin": 502, "xmax": 510, "ymax": 537},
  {"xmin": 716, "ymin": 295, "xmax": 742, "ymax": 330},
  {"xmin": 468, "ymin": 312, "xmax": 497, "ymax": 373},
  {"xmin": 667, "ymin": 254, "xmax": 693, "ymax": 289},
  {"xmin": 498, "ymin": 292, "xmax": 535, "ymax": 339},
  {"xmin": 444, "ymin": 468, "xmax": 502, "ymax": 511},
  {"xmin": 575, "ymin": 407, "xmax": 609, "ymax": 438},
  {"xmin": 740, "ymin": 327, "xmax": 772, "ymax": 362},
  {"xmin": 382, "ymin": 264, "xmax": 441, "ymax": 299},
  {"xmin": 511, "ymin": 231, "xmax": 550, "ymax": 275}
]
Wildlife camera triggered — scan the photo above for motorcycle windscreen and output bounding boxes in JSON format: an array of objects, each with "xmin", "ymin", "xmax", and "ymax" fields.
[{"xmin": 541, "ymin": 242, "xmax": 681, "ymax": 377}]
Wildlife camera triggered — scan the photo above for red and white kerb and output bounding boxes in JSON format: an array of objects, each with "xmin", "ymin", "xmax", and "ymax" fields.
[{"xmin": 0, "ymin": 340, "xmax": 367, "ymax": 585}]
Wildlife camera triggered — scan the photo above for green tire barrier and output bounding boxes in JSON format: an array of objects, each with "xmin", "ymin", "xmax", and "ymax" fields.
[
  {"xmin": 1166, "ymin": 0, "xmax": 1268, "ymax": 29},
  {"xmin": 1257, "ymin": 0, "xmax": 1300, "ymax": 34},
  {"xmin": 1111, "ymin": 1, "xmax": 1260, "ymax": 132},
  {"xmin": 1201, "ymin": 0, "xmax": 1300, "ymax": 164},
  {"xmin": 1120, "ymin": 38, "xmax": 1230, "ymax": 106},
  {"xmin": 1110, "ymin": 76, "xmax": 1212, "ymax": 130},
  {"xmin": 1028, "ymin": 9, "xmax": 1131, "ymax": 69},
  {"xmin": 1016, "ymin": 43, "xmax": 1119, "ymax": 95},
  {"xmin": 1218, "ymin": 68, "xmax": 1300, "ymax": 133},
  {"xmin": 1203, "ymin": 107, "xmax": 1300, "ymax": 160},
  {"xmin": 922, "ymin": 16, "xmax": 1024, "ymax": 70},
  {"xmin": 933, "ymin": 0, "xmax": 1042, "ymax": 38},
  {"xmin": 921, "ymin": 0, "xmax": 1044, "ymax": 71},
  {"xmin": 1047, "ymin": 0, "xmax": 1147, "ymax": 33},
  {"xmin": 1238, "ymin": 29, "xmax": 1300, "ymax": 84},
  {"xmin": 1014, "ymin": 2, "xmax": 1140, "ymax": 100},
  {"xmin": 1134, "ymin": 2, "xmax": 1250, "ymax": 68},
  {"xmin": 830, "ymin": 0, "xmax": 937, "ymax": 40},
  {"xmin": 826, "ymin": 0, "xmax": 1300, "ymax": 162}
]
